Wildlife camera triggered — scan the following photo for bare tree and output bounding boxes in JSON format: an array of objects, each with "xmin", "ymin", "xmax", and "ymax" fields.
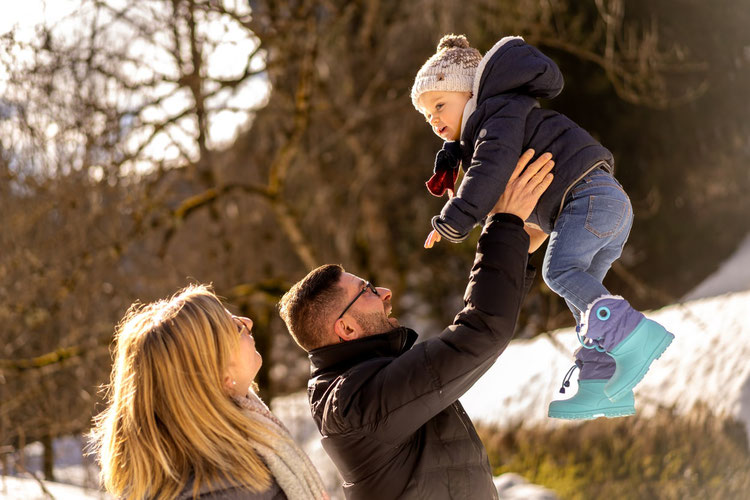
[{"xmin": 469, "ymin": 0, "xmax": 708, "ymax": 108}]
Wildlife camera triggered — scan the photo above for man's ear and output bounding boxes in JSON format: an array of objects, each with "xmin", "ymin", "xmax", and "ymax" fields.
[{"xmin": 334, "ymin": 317, "xmax": 360, "ymax": 342}]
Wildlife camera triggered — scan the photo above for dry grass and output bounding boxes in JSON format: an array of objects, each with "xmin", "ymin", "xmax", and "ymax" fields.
[{"xmin": 476, "ymin": 405, "xmax": 750, "ymax": 500}]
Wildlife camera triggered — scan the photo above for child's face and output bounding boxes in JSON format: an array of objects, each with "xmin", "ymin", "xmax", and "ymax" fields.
[{"xmin": 418, "ymin": 91, "xmax": 472, "ymax": 141}]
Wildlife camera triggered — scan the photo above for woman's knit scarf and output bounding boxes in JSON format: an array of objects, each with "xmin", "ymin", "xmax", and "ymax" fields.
[{"xmin": 233, "ymin": 393, "xmax": 328, "ymax": 500}]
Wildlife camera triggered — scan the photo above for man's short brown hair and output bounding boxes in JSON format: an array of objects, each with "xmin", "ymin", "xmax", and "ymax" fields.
[{"xmin": 279, "ymin": 264, "xmax": 345, "ymax": 351}]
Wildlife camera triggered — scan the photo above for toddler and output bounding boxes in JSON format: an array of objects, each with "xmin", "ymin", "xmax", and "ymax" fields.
[{"xmin": 411, "ymin": 34, "xmax": 674, "ymax": 420}]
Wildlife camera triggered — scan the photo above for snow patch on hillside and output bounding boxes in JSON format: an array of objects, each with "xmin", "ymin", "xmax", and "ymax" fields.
[
  {"xmin": 460, "ymin": 290, "xmax": 750, "ymax": 443},
  {"xmin": 683, "ymin": 233, "xmax": 750, "ymax": 301}
]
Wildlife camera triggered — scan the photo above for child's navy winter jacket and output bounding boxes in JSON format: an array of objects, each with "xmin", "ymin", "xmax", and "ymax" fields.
[{"xmin": 432, "ymin": 37, "xmax": 615, "ymax": 241}]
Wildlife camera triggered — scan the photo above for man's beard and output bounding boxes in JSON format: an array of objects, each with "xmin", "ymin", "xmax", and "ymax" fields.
[{"xmin": 350, "ymin": 309, "xmax": 399, "ymax": 336}]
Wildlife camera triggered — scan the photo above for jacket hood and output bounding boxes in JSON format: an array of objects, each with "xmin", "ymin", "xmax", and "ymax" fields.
[
  {"xmin": 309, "ymin": 327, "xmax": 418, "ymax": 376},
  {"xmin": 477, "ymin": 37, "xmax": 563, "ymax": 101},
  {"xmin": 460, "ymin": 36, "xmax": 564, "ymax": 134}
]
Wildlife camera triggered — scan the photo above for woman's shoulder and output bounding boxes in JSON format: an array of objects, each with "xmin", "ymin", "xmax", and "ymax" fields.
[{"xmin": 177, "ymin": 476, "xmax": 287, "ymax": 500}]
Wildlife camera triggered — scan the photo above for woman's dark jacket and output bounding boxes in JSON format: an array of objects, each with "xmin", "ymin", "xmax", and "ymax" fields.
[{"xmin": 177, "ymin": 476, "xmax": 285, "ymax": 500}]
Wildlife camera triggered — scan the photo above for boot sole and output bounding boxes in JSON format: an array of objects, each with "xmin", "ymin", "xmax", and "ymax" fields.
[
  {"xmin": 605, "ymin": 325, "xmax": 674, "ymax": 402},
  {"xmin": 548, "ymin": 406, "xmax": 635, "ymax": 420}
]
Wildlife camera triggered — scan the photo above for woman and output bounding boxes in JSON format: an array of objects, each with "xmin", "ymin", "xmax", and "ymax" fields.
[{"xmin": 90, "ymin": 284, "xmax": 327, "ymax": 500}]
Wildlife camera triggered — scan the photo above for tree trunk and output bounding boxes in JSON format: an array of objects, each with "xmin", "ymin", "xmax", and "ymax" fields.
[{"xmin": 42, "ymin": 434, "xmax": 54, "ymax": 481}]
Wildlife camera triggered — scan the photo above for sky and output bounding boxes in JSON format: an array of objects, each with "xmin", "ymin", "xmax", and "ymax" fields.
[
  {"xmin": 0, "ymin": 0, "xmax": 80, "ymax": 37},
  {"xmin": 1, "ymin": 0, "xmax": 268, "ymax": 176}
]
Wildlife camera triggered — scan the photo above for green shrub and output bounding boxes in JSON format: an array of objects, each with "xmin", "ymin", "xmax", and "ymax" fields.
[{"xmin": 476, "ymin": 405, "xmax": 750, "ymax": 499}]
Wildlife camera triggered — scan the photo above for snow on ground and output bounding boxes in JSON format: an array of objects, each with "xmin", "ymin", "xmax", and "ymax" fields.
[
  {"xmin": 1, "ymin": 435, "xmax": 108, "ymax": 499},
  {"xmin": 682, "ymin": 233, "xmax": 750, "ymax": 301},
  {"xmin": 0, "ymin": 475, "xmax": 110, "ymax": 500},
  {"xmin": 460, "ymin": 289, "xmax": 750, "ymax": 442}
]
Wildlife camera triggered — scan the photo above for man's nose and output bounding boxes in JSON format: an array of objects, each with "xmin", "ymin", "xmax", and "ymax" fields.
[{"xmin": 377, "ymin": 287, "xmax": 392, "ymax": 302}]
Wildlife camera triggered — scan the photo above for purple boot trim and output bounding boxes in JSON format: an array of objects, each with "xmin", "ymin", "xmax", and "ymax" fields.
[
  {"xmin": 575, "ymin": 346, "xmax": 616, "ymax": 380},
  {"xmin": 580, "ymin": 296, "xmax": 645, "ymax": 352}
]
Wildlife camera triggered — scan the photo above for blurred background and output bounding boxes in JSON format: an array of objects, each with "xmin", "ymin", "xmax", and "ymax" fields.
[{"xmin": 1, "ymin": 0, "xmax": 749, "ymax": 498}]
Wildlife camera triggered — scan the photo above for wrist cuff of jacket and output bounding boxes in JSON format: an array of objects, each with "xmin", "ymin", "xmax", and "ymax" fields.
[
  {"xmin": 486, "ymin": 213, "xmax": 524, "ymax": 227},
  {"xmin": 431, "ymin": 216, "xmax": 469, "ymax": 243}
]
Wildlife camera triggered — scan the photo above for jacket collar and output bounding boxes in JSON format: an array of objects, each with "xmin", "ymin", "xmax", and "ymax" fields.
[{"xmin": 308, "ymin": 327, "xmax": 418, "ymax": 376}]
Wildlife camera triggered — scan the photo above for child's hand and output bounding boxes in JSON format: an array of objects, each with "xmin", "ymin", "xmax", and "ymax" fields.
[{"xmin": 424, "ymin": 230, "xmax": 442, "ymax": 248}]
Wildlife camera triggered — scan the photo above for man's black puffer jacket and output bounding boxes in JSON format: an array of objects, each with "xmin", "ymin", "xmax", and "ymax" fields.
[{"xmin": 307, "ymin": 214, "xmax": 535, "ymax": 499}]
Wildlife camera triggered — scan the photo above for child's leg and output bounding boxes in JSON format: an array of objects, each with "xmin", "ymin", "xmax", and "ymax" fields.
[
  {"xmin": 571, "ymin": 193, "xmax": 673, "ymax": 401},
  {"xmin": 542, "ymin": 171, "xmax": 632, "ymax": 313},
  {"xmin": 561, "ymin": 298, "xmax": 583, "ymax": 326},
  {"xmin": 585, "ymin": 216, "xmax": 632, "ymax": 287},
  {"xmin": 545, "ymin": 170, "xmax": 637, "ymax": 419}
]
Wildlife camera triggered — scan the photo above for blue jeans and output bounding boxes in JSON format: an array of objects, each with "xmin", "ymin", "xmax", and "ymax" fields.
[{"xmin": 542, "ymin": 167, "xmax": 633, "ymax": 325}]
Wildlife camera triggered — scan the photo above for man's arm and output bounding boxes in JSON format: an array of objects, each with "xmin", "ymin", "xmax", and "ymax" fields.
[
  {"xmin": 525, "ymin": 224, "xmax": 549, "ymax": 254},
  {"xmin": 329, "ymin": 153, "xmax": 554, "ymax": 443}
]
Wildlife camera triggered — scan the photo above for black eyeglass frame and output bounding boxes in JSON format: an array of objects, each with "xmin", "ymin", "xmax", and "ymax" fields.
[{"xmin": 337, "ymin": 281, "xmax": 379, "ymax": 320}]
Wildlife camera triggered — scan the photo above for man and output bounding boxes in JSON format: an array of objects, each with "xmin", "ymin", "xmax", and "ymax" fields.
[{"xmin": 279, "ymin": 150, "xmax": 554, "ymax": 499}]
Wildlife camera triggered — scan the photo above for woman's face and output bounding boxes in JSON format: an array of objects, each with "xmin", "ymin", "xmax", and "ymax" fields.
[{"xmin": 225, "ymin": 314, "xmax": 263, "ymax": 397}]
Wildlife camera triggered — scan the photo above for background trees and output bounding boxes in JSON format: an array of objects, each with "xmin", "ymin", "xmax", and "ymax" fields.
[{"xmin": 1, "ymin": 0, "xmax": 748, "ymax": 478}]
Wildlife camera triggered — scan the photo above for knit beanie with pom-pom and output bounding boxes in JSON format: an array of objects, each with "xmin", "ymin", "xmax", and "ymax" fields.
[{"xmin": 411, "ymin": 34, "xmax": 482, "ymax": 110}]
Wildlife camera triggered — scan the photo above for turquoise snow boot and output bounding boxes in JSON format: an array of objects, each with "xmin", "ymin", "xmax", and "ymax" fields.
[
  {"xmin": 548, "ymin": 379, "xmax": 635, "ymax": 420},
  {"xmin": 548, "ymin": 348, "xmax": 634, "ymax": 420},
  {"xmin": 579, "ymin": 295, "xmax": 674, "ymax": 403}
]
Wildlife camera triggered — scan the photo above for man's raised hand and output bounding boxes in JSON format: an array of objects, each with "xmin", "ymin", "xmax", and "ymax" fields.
[{"xmin": 490, "ymin": 149, "xmax": 554, "ymax": 221}]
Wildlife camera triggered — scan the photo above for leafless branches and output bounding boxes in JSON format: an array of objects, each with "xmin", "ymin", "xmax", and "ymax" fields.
[{"xmin": 474, "ymin": 0, "xmax": 708, "ymax": 108}]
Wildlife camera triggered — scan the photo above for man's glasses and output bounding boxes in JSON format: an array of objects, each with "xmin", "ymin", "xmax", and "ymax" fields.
[{"xmin": 337, "ymin": 281, "xmax": 379, "ymax": 320}]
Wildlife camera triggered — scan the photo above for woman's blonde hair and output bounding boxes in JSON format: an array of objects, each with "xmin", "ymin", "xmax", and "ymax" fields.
[{"xmin": 91, "ymin": 284, "xmax": 279, "ymax": 500}]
